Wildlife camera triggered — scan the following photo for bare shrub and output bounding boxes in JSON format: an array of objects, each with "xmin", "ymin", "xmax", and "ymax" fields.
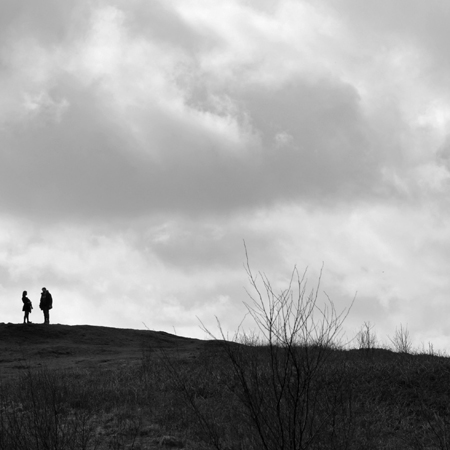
[
  {"xmin": 417, "ymin": 341, "xmax": 448, "ymax": 357},
  {"xmin": 389, "ymin": 324, "xmax": 413, "ymax": 354},
  {"xmin": 194, "ymin": 249, "xmax": 355, "ymax": 450},
  {"xmin": 0, "ymin": 364, "xmax": 158, "ymax": 450},
  {"xmin": 0, "ymin": 368, "xmax": 100, "ymax": 450},
  {"xmin": 356, "ymin": 321, "xmax": 377, "ymax": 352}
]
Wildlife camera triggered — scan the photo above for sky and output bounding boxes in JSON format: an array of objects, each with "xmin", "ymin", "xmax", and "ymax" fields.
[{"xmin": 2, "ymin": 0, "xmax": 450, "ymax": 350}]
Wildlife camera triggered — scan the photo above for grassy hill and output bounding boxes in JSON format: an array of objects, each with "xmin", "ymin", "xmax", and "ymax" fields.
[
  {"xmin": 1, "ymin": 322, "xmax": 450, "ymax": 449},
  {"xmin": 0, "ymin": 323, "xmax": 204, "ymax": 380}
]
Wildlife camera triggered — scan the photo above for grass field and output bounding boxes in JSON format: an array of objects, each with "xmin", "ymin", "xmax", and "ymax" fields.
[
  {"xmin": 1, "ymin": 322, "xmax": 450, "ymax": 450},
  {"xmin": 1, "ymin": 264, "xmax": 448, "ymax": 449}
]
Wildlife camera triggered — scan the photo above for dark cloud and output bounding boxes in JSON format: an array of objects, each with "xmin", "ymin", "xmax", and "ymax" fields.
[
  {"xmin": 0, "ymin": 0, "xmax": 415, "ymax": 224},
  {"xmin": 238, "ymin": 79, "xmax": 380, "ymax": 199},
  {"xmin": 0, "ymin": 67, "xmax": 391, "ymax": 223},
  {"xmin": 117, "ymin": 0, "xmax": 207, "ymax": 52},
  {"xmin": 0, "ymin": 0, "xmax": 91, "ymax": 44}
]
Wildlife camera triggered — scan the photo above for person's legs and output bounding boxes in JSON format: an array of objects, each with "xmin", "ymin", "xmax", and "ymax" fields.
[{"xmin": 43, "ymin": 308, "xmax": 50, "ymax": 324}]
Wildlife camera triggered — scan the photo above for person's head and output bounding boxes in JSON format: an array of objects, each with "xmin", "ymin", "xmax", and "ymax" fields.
[
  {"xmin": 22, "ymin": 290, "xmax": 27, "ymax": 297},
  {"xmin": 42, "ymin": 287, "xmax": 46, "ymax": 293}
]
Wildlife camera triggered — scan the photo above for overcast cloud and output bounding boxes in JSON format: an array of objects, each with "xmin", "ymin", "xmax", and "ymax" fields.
[{"xmin": 2, "ymin": 0, "xmax": 450, "ymax": 349}]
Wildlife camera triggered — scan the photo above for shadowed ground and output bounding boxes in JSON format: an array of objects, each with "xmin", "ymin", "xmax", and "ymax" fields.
[
  {"xmin": 3, "ymin": 323, "xmax": 450, "ymax": 449},
  {"xmin": 0, "ymin": 323, "xmax": 207, "ymax": 381}
]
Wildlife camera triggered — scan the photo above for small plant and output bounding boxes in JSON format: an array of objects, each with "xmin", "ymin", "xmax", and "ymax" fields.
[
  {"xmin": 0, "ymin": 368, "xmax": 101, "ymax": 450},
  {"xmin": 426, "ymin": 341, "xmax": 436, "ymax": 356},
  {"xmin": 389, "ymin": 324, "xmax": 413, "ymax": 354},
  {"xmin": 357, "ymin": 321, "xmax": 377, "ymax": 352}
]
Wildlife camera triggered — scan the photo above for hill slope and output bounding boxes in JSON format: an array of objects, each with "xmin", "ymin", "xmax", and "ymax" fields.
[
  {"xmin": 0, "ymin": 323, "xmax": 206, "ymax": 381},
  {"xmin": 2, "ymin": 323, "xmax": 450, "ymax": 448}
]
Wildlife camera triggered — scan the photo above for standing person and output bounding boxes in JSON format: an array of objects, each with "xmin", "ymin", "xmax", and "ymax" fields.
[
  {"xmin": 22, "ymin": 291, "xmax": 33, "ymax": 324},
  {"xmin": 39, "ymin": 287, "xmax": 53, "ymax": 324}
]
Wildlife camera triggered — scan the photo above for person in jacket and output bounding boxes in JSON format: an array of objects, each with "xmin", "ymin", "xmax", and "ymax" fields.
[
  {"xmin": 39, "ymin": 287, "xmax": 53, "ymax": 324},
  {"xmin": 22, "ymin": 291, "xmax": 33, "ymax": 324}
]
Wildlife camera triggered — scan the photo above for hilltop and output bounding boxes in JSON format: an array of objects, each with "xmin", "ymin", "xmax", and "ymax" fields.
[
  {"xmin": 0, "ymin": 322, "xmax": 207, "ymax": 381},
  {"xmin": 2, "ymin": 323, "xmax": 450, "ymax": 449}
]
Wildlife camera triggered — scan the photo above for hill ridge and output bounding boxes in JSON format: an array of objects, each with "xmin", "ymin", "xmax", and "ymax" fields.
[{"xmin": 0, "ymin": 323, "xmax": 207, "ymax": 382}]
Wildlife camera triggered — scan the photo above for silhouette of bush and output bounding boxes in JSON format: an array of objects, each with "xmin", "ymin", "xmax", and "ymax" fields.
[
  {"xmin": 0, "ymin": 368, "xmax": 100, "ymax": 450},
  {"xmin": 0, "ymin": 366, "xmax": 151, "ymax": 450},
  {"xmin": 158, "ymin": 254, "xmax": 356, "ymax": 450},
  {"xmin": 389, "ymin": 324, "xmax": 413, "ymax": 354},
  {"xmin": 356, "ymin": 321, "xmax": 377, "ymax": 352},
  {"xmin": 154, "ymin": 256, "xmax": 450, "ymax": 449}
]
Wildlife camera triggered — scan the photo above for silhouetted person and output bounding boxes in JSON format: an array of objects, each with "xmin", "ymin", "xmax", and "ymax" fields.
[
  {"xmin": 22, "ymin": 291, "xmax": 33, "ymax": 324},
  {"xmin": 39, "ymin": 287, "xmax": 53, "ymax": 324}
]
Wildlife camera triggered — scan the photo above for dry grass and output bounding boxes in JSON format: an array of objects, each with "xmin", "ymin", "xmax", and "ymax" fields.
[
  {"xmin": 2, "ymin": 338, "xmax": 450, "ymax": 449},
  {"xmin": 1, "ymin": 262, "xmax": 449, "ymax": 449}
]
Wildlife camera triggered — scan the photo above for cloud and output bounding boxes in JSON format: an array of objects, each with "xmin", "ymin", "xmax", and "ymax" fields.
[
  {"xmin": 2, "ymin": 0, "xmax": 450, "ymax": 349},
  {"xmin": 0, "ymin": 0, "xmax": 394, "ymax": 222}
]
